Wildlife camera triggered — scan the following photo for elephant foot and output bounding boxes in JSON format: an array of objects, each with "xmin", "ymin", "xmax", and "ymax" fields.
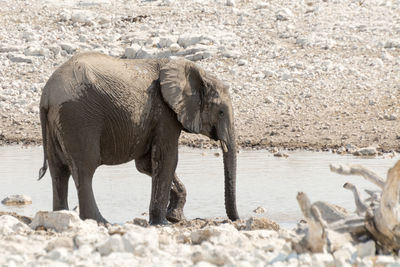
[
  {"xmin": 166, "ymin": 208, "xmax": 185, "ymax": 223},
  {"xmin": 149, "ymin": 217, "xmax": 169, "ymax": 225},
  {"xmin": 80, "ymin": 213, "xmax": 109, "ymax": 225}
]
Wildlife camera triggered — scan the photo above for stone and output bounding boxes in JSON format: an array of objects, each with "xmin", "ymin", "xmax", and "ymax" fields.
[
  {"xmin": 178, "ymin": 34, "xmax": 204, "ymax": 48},
  {"xmin": 253, "ymin": 206, "xmax": 266, "ymax": 214},
  {"xmin": 0, "ymin": 46, "xmax": 23, "ymax": 53},
  {"xmin": 185, "ymin": 51, "xmax": 213, "ymax": 61},
  {"xmin": 356, "ymin": 241, "xmax": 375, "ymax": 258},
  {"xmin": 125, "ymin": 44, "xmax": 141, "ymax": 59},
  {"xmin": 274, "ymin": 151, "xmax": 289, "ymax": 158},
  {"xmin": 122, "ymin": 228, "xmax": 159, "ymax": 254},
  {"xmin": 238, "ymin": 59, "xmax": 248, "ymax": 66},
  {"xmin": 60, "ymin": 43, "xmax": 78, "ymax": 54},
  {"xmin": 71, "ymin": 10, "xmax": 95, "ymax": 25},
  {"xmin": 375, "ymin": 255, "xmax": 397, "ymax": 266},
  {"xmin": 245, "ymin": 217, "xmax": 280, "ymax": 230},
  {"xmin": 312, "ymin": 253, "xmax": 334, "ymax": 267},
  {"xmin": 96, "ymin": 234, "xmax": 125, "ymax": 256},
  {"xmin": 226, "ymin": 0, "xmax": 235, "ymax": 6},
  {"xmin": 29, "ymin": 210, "xmax": 83, "ymax": 232},
  {"xmin": 222, "ymin": 50, "xmax": 241, "ymax": 59},
  {"xmin": 353, "ymin": 147, "xmax": 377, "ymax": 156},
  {"xmin": 1, "ymin": 195, "xmax": 32, "ymax": 205},
  {"xmin": 169, "ymin": 43, "xmax": 180, "ymax": 53},
  {"xmin": 24, "ymin": 47, "xmax": 49, "ymax": 57},
  {"xmin": 158, "ymin": 37, "xmax": 175, "ymax": 48},
  {"xmin": 0, "ymin": 215, "xmax": 32, "ymax": 235},
  {"xmin": 333, "ymin": 244, "xmax": 356, "ymax": 265},
  {"xmin": 276, "ymin": 8, "xmax": 293, "ymax": 21},
  {"xmin": 46, "ymin": 237, "xmax": 74, "ymax": 251},
  {"xmin": 8, "ymin": 55, "xmax": 32, "ymax": 63}
]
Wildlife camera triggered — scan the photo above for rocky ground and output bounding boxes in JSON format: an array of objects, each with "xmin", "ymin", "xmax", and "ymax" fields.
[
  {"xmin": 0, "ymin": 0, "xmax": 399, "ymax": 152},
  {"xmin": 1, "ymin": 210, "xmax": 399, "ymax": 267}
]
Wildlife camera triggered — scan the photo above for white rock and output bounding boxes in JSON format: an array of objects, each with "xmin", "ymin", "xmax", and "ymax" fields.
[
  {"xmin": 1, "ymin": 195, "xmax": 32, "ymax": 205},
  {"xmin": 353, "ymin": 146, "xmax": 377, "ymax": 156},
  {"xmin": 158, "ymin": 37, "xmax": 175, "ymax": 48},
  {"xmin": 8, "ymin": 55, "xmax": 32, "ymax": 63},
  {"xmin": 191, "ymin": 224, "xmax": 249, "ymax": 248},
  {"xmin": 276, "ymin": 8, "xmax": 293, "ymax": 21},
  {"xmin": 226, "ymin": 0, "xmax": 235, "ymax": 6},
  {"xmin": 122, "ymin": 228, "xmax": 159, "ymax": 255},
  {"xmin": 97, "ymin": 234, "xmax": 125, "ymax": 256},
  {"xmin": 238, "ymin": 59, "xmax": 248, "ymax": 66},
  {"xmin": 47, "ymin": 247, "xmax": 71, "ymax": 262},
  {"xmin": 30, "ymin": 210, "xmax": 82, "ymax": 232},
  {"xmin": 333, "ymin": 243, "xmax": 356, "ymax": 264},
  {"xmin": 0, "ymin": 215, "xmax": 32, "ymax": 235},
  {"xmin": 60, "ymin": 43, "xmax": 77, "ymax": 54},
  {"xmin": 256, "ymin": 2, "xmax": 269, "ymax": 9},
  {"xmin": 125, "ymin": 44, "xmax": 141, "ymax": 59},
  {"xmin": 169, "ymin": 43, "xmax": 180, "ymax": 53},
  {"xmin": 222, "ymin": 50, "xmax": 241, "ymax": 59},
  {"xmin": 135, "ymin": 47, "xmax": 156, "ymax": 59},
  {"xmin": 71, "ymin": 10, "xmax": 95, "ymax": 25},
  {"xmin": 24, "ymin": 47, "xmax": 49, "ymax": 57},
  {"xmin": 356, "ymin": 241, "xmax": 375, "ymax": 258},
  {"xmin": 178, "ymin": 34, "xmax": 204, "ymax": 48},
  {"xmin": 48, "ymin": 45, "xmax": 61, "ymax": 56},
  {"xmin": 186, "ymin": 51, "xmax": 213, "ymax": 61},
  {"xmin": 22, "ymin": 31, "xmax": 39, "ymax": 42},
  {"xmin": 97, "ymin": 14, "xmax": 111, "ymax": 24},
  {"xmin": 312, "ymin": 253, "xmax": 334, "ymax": 267},
  {"xmin": 0, "ymin": 45, "xmax": 23, "ymax": 53},
  {"xmin": 253, "ymin": 206, "xmax": 266, "ymax": 214},
  {"xmin": 102, "ymin": 252, "xmax": 139, "ymax": 266},
  {"xmin": 375, "ymin": 255, "xmax": 397, "ymax": 265}
]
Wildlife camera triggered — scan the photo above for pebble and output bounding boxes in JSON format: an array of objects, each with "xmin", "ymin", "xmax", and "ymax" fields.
[
  {"xmin": 276, "ymin": 8, "xmax": 293, "ymax": 21},
  {"xmin": 352, "ymin": 147, "xmax": 377, "ymax": 157},
  {"xmin": 8, "ymin": 55, "xmax": 32, "ymax": 63},
  {"xmin": 1, "ymin": 195, "xmax": 32, "ymax": 205},
  {"xmin": 253, "ymin": 206, "xmax": 266, "ymax": 214}
]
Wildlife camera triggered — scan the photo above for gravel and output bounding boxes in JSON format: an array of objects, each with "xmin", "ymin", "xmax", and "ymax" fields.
[
  {"xmin": 1, "ymin": 210, "xmax": 399, "ymax": 266},
  {"xmin": 0, "ymin": 0, "xmax": 399, "ymax": 153}
]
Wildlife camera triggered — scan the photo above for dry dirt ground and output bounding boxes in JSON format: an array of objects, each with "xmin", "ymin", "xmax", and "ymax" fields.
[{"xmin": 0, "ymin": 0, "xmax": 399, "ymax": 153}]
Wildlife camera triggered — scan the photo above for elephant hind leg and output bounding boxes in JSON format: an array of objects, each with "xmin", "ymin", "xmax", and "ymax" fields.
[
  {"xmin": 70, "ymin": 162, "xmax": 108, "ymax": 224},
  {"xmin": 167, "ymin": 174, "xmax": 187, "ymax": 223},
  {"xmin": 63, "ymin": 133, "xmax": 107, "ymax": 224},
  {"xmin": 48, "ymin": 149, "xmax": 71, "ymax": 211}
]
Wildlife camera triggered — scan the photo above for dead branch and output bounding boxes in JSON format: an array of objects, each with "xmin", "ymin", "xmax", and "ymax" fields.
[{"xmin": 329, "ymin": 164, "xmax": 385, "ymax": 188}]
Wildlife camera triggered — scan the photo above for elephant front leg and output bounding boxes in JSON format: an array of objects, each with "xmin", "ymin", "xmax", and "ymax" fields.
[
  {"xmin": 166, "ymin": 174, "xmax": 187, "ymax": 222},
  {"xmin": 149, "ymin": 144, "xmax": 178, "ymax": 225}
]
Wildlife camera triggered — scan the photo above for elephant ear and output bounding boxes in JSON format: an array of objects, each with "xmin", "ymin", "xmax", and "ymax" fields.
[{"xmin": 160, "ymin": 59, "xmax": 205, "ymax": 133}]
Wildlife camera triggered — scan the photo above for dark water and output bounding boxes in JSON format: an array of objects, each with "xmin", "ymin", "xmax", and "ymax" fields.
[{"xmin": 0, "ymin": 146, "xmax": 397, "ymax": 226}]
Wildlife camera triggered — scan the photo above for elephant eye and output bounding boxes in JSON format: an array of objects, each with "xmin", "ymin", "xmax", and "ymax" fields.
[{"xmin": 219, "ymin": 110, "xmax": 224, "ymax": 118}]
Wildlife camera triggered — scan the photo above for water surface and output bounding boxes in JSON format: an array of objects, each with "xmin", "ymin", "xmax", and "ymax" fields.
[{"xmin": 0, "ymin": 146, "xmax": 397, "ymax": 226}]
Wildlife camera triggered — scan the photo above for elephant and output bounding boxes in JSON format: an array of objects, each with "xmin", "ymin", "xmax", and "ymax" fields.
[{"xmin": 38, "ymin": 52, "xmax": 239, "ymax": 225}]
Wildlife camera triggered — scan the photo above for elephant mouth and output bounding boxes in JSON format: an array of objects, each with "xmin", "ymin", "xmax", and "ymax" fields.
[{"xmin": 210, "ymin": 126, "xmax": 218, "ymax": 141}]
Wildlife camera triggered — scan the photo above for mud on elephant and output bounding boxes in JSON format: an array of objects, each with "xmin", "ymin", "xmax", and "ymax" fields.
[{"xmin": 38, "ymin": 52, "xmax": 239, "ymax": 225}]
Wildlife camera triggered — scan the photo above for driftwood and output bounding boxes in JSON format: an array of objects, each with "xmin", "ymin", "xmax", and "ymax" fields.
[{"xmin": 294, "ymin": 160, "xmax": 400, "ymax": 254}]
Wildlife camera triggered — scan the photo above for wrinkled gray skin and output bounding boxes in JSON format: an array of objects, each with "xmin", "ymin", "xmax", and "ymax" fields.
[{"xmin": 38, "ymin": 52, "xmax": 239, "ymax": 225}]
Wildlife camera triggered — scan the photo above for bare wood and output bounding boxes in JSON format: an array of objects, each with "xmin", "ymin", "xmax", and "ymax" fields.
[
  {"xmin": 343, "ymin": 182, "xmax": 370, "ymax": 216},
  {"xmin": 370, "ymin": 161, "xmax": 400, "ymax": 250},
  {"xmin": 330, "ymin": 164, "xmax": 385, "ymax": 188}
]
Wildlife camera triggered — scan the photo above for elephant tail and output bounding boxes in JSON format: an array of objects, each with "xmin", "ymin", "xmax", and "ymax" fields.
[{"xmin": 38, "ymin": 106, "xmax": 48, "ymax": 180}]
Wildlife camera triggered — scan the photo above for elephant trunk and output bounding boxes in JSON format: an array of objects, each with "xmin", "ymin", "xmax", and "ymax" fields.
[{"xmin": 221, "ymin": 133, "xmax": 239, "ymax": 221}]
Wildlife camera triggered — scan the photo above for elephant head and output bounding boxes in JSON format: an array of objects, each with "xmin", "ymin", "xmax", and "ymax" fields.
[{"xmin": 160, "ymin": 59, "xmax": 239, "ymax": 221}]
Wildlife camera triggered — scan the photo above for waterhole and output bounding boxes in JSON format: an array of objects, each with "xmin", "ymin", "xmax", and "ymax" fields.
[{"xmin": 0, "ymin": 146, "xmax": 397, "ymax": 227}]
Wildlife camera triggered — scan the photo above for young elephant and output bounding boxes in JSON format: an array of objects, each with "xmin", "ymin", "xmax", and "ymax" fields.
[{"xmin": 38, "ymin": 52, "xmax": 239, "ymax": 225}]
